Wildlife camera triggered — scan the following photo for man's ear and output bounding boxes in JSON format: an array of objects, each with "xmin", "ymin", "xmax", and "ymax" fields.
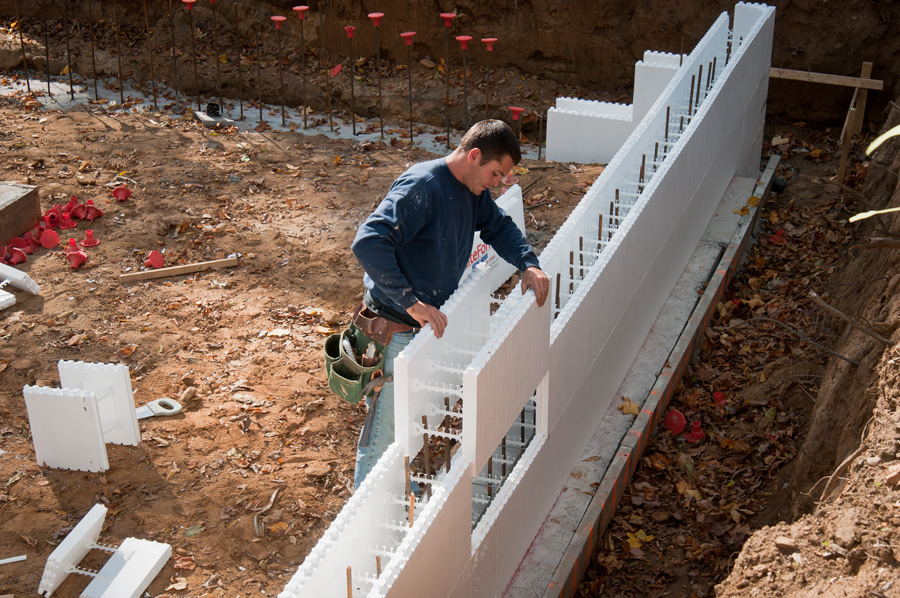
[{"xmin": 467, "ymin": 147, "xmax": 482, "ymax": 165}]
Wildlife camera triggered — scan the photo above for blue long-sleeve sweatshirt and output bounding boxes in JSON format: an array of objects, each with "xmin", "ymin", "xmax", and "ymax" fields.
[{"xmin": 352, "ymin": 157, "xmax": 540, "ymax": 325}]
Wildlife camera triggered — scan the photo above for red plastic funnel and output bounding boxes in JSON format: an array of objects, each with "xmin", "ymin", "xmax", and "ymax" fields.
[
  {"xmin": 80, "ymin": 230, "xmax": 100, "ymax": 247},
  {"xmin": 440, "ymin": 13, "xmax": 456, "ymax": 27},
  {"xmin": 84, "ymin": 200, "xmax": 104, "ymax": 221},
  {"xmin": 685, "ymin": 421, "xmax": 705, "ymax": 443},
  {"xmin": 112, "ymin": 185, "xmax": 131, "ymax": 202},
  {"xmin": 713, "ymin": 391, "xmax": 726, "ymax": 408},
  {"xmin": 663, "ymin": 409, "xmax": 686, "ymax": 435},
  {"xmin": 69, "ymin": 202, "xmax": 87, "ymax": 220},
  {"xmin": 145, "ymin": 250, "xmax": 165, "ymax": 269},
  {"xmin": 182, "ymin": 0, "xmax": 196, "ymax": 9},
  {"xmin": 271, "ymin": 15, "xmax": 287, "ymax": 29},
  {"xmin": 58, "ymin": 212, "xmax": 77, "ymax": 229},
  {"xmin": 456, "ymin": 35, "xmax": 472, "ymax": 50},
  {"xmin": 345, "ymin": 25, "xmax": 355, "ymax": 38},
  {"xmin": 7, "ymin": 246, "xmax": 26, "ymax": 265},
  {"xmin": 509, "ymin": 106, "xmax": 525, "ymax": 120},
  {"xmin": 62, "ymin": 196, "xmax": 79, "ymax": 214},
  {"xmin": 368, "ymin": 12, "xmax": 383, "ymax": 27},
  {"xmin": 481, "ymin": 37, "xmax": 497, "ymax": 51},
  {"xmin": 294, "ymin": 5, "xmax": 309, "ymax": 19},
  {"xmin": 64, "ymin": 238, "xmax": 79, "ymax": 254},
  {"xmin": 400, "ymin": 31, "xmax": 416, "ymax": 45},
  {"xmin": 67, "ymin": 249, "xmax": 88, "ymax": 269}
]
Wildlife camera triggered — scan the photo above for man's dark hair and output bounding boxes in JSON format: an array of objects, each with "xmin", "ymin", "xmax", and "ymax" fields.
[{"xmin": 458, "ymin": 119, "xmax": 521, "ymax": 165}]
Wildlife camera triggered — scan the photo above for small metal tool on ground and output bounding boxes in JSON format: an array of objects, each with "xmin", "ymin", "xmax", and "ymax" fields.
[{"xmin": 135, "ymin": 398, "xmax": 183, "ymax": 420}]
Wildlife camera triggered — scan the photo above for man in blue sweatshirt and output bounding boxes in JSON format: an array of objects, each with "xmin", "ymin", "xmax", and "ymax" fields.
[{"xmin": 350, "ymin": 119, "xmax": 549, "ymax": 487}]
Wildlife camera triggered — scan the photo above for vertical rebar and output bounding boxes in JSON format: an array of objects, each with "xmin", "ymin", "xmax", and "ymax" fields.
[
  {"xmin": 142, "ymin": 0, "xmax": 158, "ymax": 110},
  {"xmin": 254, "ymin": 23, "xmax": 263, "ymax": 123},
  {"xmin": 579, "ymin": 237, "xmax": 584, "ymax": 278},
  {"xmin": 169, "ymin": 0, "xmax": 178, "ymax": 104},
  {"xmin": 42, "ymin": 0, "xmax": 50, "ymax": 96},
  {"xmin": 598, "ymin": 214, "xmax": 602, "ymax": 250},
  {"xmin": 501, "ymin": 437, "xmax": 507, "ymax": 477},
  {"xmin": 272, "ymin": 17, "xmax": 286, "ymax": 127},
  {"xmin": 440, "ymin": 14, "xmax": 455, "ymax": 148},
  {"xmin": 62, "ymin": 0, "xmax": 73, "ymax": 99},
  {"xmin": 712, "ymin": 56, "xmax": 717, "ymax": 85},
  {"xmin": 482, "ymin": 38, "xmax": 497, "ymax": 119},
  {"xmin": 296, "ymin": 6, "xmax": 309, "ymax": 128},
  {"xmin": 369, "ymin": 13, "xmax": 383, "ymax": 138},
  {"xmin": 706, "ymin": 60, "xmax": 712, "ymax": 90},
  {"xmin": 457, "ymin": 36, "xmax": 471, "ymax": 130},
  {"xmin": 696, "ymin": 65, "xmax": 702, "ymax": 107},
  {"xmin": 13, "ymin": 0, "xmax": 31, "ymax": 93},
  {"xmin": 401, "ymin": 32, "xmax": 416, "ymax": 143},
  {"xmin": 555, "ymin": 272, "xmax": 560, "ymax": 310},
  {"xmin": 688, "ymin": 75, "xmax": 694, "ymax": 116},
  {"xmin": 404, "ymin": 455, "xmax": 411, "ymax": 497},
  {"xmin": 519, "ymin": 410, "xmax": 525, "ymax": 444},
  {"xmin": 211, "ymin": 0, "xmax": 222, "ymax": 108},
  {"xmin": 114, "ymin": 0, "xmax": 125, "ymax": 105},
  {"xmin": 487, "ymin": 456, "xmax": 493, "ymax": 498},
  {"xmin": 319, "ymin": 8, "xmax": 332, "ymax": 132},
  {"xmin": 538, "ymin": 111, "xmax": 543, "ymax": 160},
  {"xmin": 569, "ymin": 251, "xmax": 574, "ymax": 294},
  {"xmin": 234, "ymin": 2, "xmax": 244, "ymax": 119},
  {"xmin": 345, "ymin": 26, "xmax": 356, "ymax": 135},
  {"xmin": 421, "ymin": 415, "xmax": 431, "ymax": 476},
  {"xmin": 185, "ymin": 2, "xmax": 201, "ymax": 111}
]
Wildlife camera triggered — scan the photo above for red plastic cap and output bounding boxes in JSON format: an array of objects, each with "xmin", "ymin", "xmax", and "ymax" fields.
[
  {"xmin": 40, "ymin": 229, "xmax": 60, "ymax": 249},
  {"xmin": 663, "ymin": 409, "xmax": 686, "ymax": 435},
  {"xmin": 400, "ymin": 31, "xmax": 416, "ymax": 45},
  {"xmin": 440, "ymin": 12, "xmax": 456, "ymax": 27},
  {"xmin": 8, "ymin": 246, "xmax": 27, "ymax": 265},
  {"xmin": 330, "ymin": 64, "xmax": 342, "ymax": 77},
  {"xmin": 481, "ymin": 37, "xmax": 497, "ymax": 51},
  {"xmin": 67, "ymin": 250, "xmax": 88, "ymax": 269},
  {"xmin": 293, "ymin": 5, "xmax": 309, "ymax": 19},
  {"xmin": 685, "ymin": 421, "xmax": 705, "ymax": 443},
  {"xmin": 368, "ymin": 12, "xmax": 384, "ymax": 27},
  {"xmin": 345, "ymin": 25, "xmax": 355, "ymax": 38},
  {"xmin": 713, "ymin": 391, "xmax": 726, "ymax": 407},
  {"xmin": 182, "ymin": 0, "xmax": 196, "ymax": 9},
  {"xmin": 456, "ymin": 35, "xmax": 472, "ymax": 50},
  {"xmin": 145, "ymin": 250, "xmax": 165, "ymax": 269},
  {"xmin": 272, "ymin": 15, "xmax": 287, "ymax": 28},
  {"xmin": 509, "ymin": 106, "xmax": 525, "ymax": 120}
]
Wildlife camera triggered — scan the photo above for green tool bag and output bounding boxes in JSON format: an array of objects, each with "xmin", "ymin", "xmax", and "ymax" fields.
[{"xmin": 323, "ymin": 325, "xmax": 385, "ymax": 404}]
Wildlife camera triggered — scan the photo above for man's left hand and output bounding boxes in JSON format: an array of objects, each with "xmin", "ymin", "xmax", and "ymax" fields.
[{"xmin": 521, "ymin": 266, "xmax": 550, "ymax": 307}]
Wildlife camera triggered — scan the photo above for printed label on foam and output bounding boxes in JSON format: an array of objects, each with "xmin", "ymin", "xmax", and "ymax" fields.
[{"xmin": 460, "ymin": 185, "xmax": 526, "ymax": 284}]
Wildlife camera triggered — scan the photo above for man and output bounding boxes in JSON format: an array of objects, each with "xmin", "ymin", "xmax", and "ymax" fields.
[{"xmin": 350, "ymin": 119, "xmax": 550, "ymax": 488}]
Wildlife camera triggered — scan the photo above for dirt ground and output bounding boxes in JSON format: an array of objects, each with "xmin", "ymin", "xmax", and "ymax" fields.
[{"xmin": 1, "ymin": 7, "xmax": 900, "ymax": 598}]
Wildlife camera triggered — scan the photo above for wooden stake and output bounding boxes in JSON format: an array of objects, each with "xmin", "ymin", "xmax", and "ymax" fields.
[
  {"xmin": 346, "ymin": 565, "xmax": 353, "ymax": 598},
  {"xmin": 568, "ymin": 251, "xmax": 574, "ymax": 294},
  {"xmin": 408, "ymin": 492, "xmax": 415, "ymax": 527},
  {"xmin": 688, "ymin": 75, "xmax": 694, "ymax": 116},
  {"xmin": 376, "ymin": 556, "xmax": 382, "ymax": 579},
  {"xmin": 445, "ymin": 437, "xmax": 451, "ymax": 473},
  {"xmin": 119, "ymin": 257, "xmax": 239, "ymax": 283},
  {"xmin": 555, "ymin": 272, "xmax": 561, "ymax": 309},
  {"xmin": 579, "ymin": 237, "xmax": 584, "ymax": 278}
]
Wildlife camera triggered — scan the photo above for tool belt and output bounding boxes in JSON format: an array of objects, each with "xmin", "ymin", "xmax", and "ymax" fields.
[{"xmin": 322, "ymin": 304, "xmax": 416, "ymax": 404}]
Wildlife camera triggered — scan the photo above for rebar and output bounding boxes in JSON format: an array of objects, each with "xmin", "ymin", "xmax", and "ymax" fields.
[
  {"xmin": 169, "ymin": 0, "xmax": 178, "ymax": 104},
  {"xmin": 254, "ymin": 23, "xmax": 263, "ymax": 123},
  {"xmin": 273, "ymin": 18, "xmax": 286, "ymax": 127},
  {"xmin": 346, "ymin": 27, "xmax": 356, "ymax": 135},
  {"xmin": 13, "ymin": 0, "xmax": 31, "ymax": 93},
  {"xmin": 211, "ymin": 0, "xmax": 222, "ymax": 108},
  {"xmin": 319, "ymin": 8, "xmax": 332, "ymax": 132},
  {"xmin": 42, "ymin": 0, "xmax": 50, "ymax": 96},
  {"xmin": 62, "ymin": 0, "xmax": 73, "ymax": 99},
  {"xmin": 233, "ymin": 2, "xmax": 244, "ymax": 119},
  {"xmin": 185, "ymin": 3, "xmax": 201, "ymax": 111},
  {"xmin": 114, "ymin": 0, "xmax": 124, "ymax": 105},
  {"xmin": 142, "ymin": 0, "xmax": 158, "ymax": 110},
  {"xmin": 484, "ymin": 52, "xmax": 491, "ymax": 119},
  {"xmin": 296, "ymin": 6, "xmax": 309, "ymax": 128},
  {"xmin": 370, "ymin": 13, "xmax": 383, "ymax": 138},
  {"xmin": 441, "ymin": 14, "xmax": 454, "ymax": 148}
]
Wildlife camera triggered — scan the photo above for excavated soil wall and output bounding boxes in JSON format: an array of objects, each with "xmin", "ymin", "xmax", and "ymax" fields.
[{"xmin": 1, "ymin": 0, "xmax": 898, "ymax": 124}]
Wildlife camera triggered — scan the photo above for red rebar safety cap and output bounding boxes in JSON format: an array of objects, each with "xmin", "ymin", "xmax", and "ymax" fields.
[
  {"xmin": 440, "ymin": 13, "xmax": 456, "ymax": 27},
  {"xmin": 368, "ymin": 12, "xmax": 384, "ymax": 27},
  {"xmin": 271, "ymin": 15, "xmax": 287, "ymax": 29},
  {"xmin": 509, "ymin": 106, "xmax": 525, "ymax": 120},
  {"xmin": 293, "ymin": 6, "xmax": 309, "ymax": 19},
  {"xmin": 400, "ymin": 31, "xmax": 416, "ymax": 45},
  {"xmin": 182, "ymin": 0, "xmax": 196, "ymax": 10},
  {"xmin": 481, "ymin": 37, "xmax": 497, "ymax": 51},
  {"xmin": 345, "ymin": 25, "xmax": 355, "ymax": 38},
  {"xmin": 456, "ymin": 35, "xmax": 472, "ymax": 50}
]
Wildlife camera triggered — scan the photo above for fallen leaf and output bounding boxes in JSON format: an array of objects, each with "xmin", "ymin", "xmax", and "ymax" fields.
[
  {"xmin": 617, "ymin": 396, "xmax": 640, "ymax": 416},
  {"xmin": 184, "ymin": 525, "xmax": 206, "ymax": 537},
  {"xmin": 174, "ymin": 556, "xmax": 197, "ymax": 570},
  {"xmin": 747, "ymin": 195, "xmax": 760, "ymax": 207},
  {"xmin": 268, "ymin": 521, "xmax": 290, "ymax": 535},
  {"xmin": 165, "ymin": 578, "xmax": 188, "ymax": 591}
]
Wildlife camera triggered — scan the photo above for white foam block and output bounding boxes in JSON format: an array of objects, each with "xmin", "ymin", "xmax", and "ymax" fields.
[
  {"xmin": 38, "ymin": 504, "xmax": 107, "ymax": 596},
  {"xmin": 0, "ymin": 262, "xmax": 40, "ymax": 294},
  {"xmin": 58, "ymin": 361, "xmax": 140, "ymax": 446},
  {"xmin": 23, "ymin": 386, "xmax": 109, "ymax": 472},
  {"xmin": 82, "ymin": 538, "xmax": 172, "ymax": 598}
]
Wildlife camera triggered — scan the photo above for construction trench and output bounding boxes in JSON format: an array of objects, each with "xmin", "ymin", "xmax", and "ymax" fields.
[{"xmin": 0, "ymin": 1, "xmax": 898, "ymax": 597}]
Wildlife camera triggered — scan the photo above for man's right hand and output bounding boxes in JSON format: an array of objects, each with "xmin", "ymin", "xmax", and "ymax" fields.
[{"xmin": 407, "ymin": 301, "xmax": 448, "ymax": 339}]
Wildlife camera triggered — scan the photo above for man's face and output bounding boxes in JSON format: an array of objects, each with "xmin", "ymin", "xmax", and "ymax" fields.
[{"xmin": 462, "ymin": 150, "xmax": 515, "ymax": 195}]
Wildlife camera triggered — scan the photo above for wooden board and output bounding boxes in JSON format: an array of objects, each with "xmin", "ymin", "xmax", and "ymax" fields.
[
  {"xmin": 118, "ymin": 257, "xmax": 240, "ymax": 282},
  {"xmin": 769, "ymin": 67, "xmax": 883, "ymax": 90},
  {"xmin": 0, "ymin": 183, "xmax": 40, "ymax": 246}
]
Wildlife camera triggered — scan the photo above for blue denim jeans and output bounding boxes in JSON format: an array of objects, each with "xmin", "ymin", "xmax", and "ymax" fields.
[{"xmin": 354, "ymin": 330, "xmax": 416, "ymax": 489}]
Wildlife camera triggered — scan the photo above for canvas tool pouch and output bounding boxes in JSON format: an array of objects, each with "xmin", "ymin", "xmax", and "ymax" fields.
[{"xmin": 323, "ymin": 324, "xmax": 385, "ymax": 404}]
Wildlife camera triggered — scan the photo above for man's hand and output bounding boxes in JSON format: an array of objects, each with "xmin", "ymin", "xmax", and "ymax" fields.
[
  {"xmin": 521, "ymin": 266, "xmax": 550, "ymax": 307},
  {"xmin": 407, "ymin": 301, "xmax": 448, "ymax": 339}
]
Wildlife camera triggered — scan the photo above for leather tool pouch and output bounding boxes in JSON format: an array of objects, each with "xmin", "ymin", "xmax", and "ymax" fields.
[{"xmin": 323, "ymin": 323, "xmax": 385, "ymax": 404}]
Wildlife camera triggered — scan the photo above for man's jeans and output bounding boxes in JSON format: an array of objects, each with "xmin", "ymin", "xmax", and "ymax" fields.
[{"xmin": 354, "ymin": 330, "xmax": 416, "ymax": 489}]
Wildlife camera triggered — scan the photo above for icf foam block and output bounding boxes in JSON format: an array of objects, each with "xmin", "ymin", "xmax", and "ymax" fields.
[
  {"xmin": 82, "ymin": 538, "xmax": 172, "ymax": 598},
  {"xmin": 462, "ymin": 185, "xmax": 525, "ymax": 289},
  {"xmin": 38, "ymin": 504, "xmax": 107, "ymax": 596},
  {"xmin": 58, "ymin": 360, "xmax": 140, "ymax": 446},
  {"xmin": 463, "ymin": 295, "xmax": 550, "ymax": 470},
  {"xmin": 23, "ymin": 386, "xmax": 109, "ymax": 472}
]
